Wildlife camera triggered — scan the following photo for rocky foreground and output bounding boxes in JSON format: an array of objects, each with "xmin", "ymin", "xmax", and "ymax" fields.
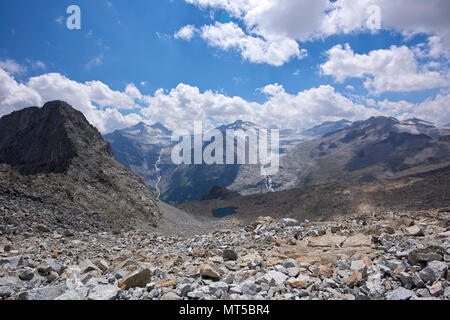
[{"xmin": 1, "ymin": 206, "xmax": 449, "ymax": 301}]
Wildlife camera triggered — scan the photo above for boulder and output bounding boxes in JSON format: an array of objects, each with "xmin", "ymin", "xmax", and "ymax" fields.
[
  {"xmin": 200, "ymin": 264, "xmax": 220, "ymax": 279},
  {"xmin": 118, "ymin": 268, "xmax": 152, "ymax": 290},
  {"xmin": 88, "ymin": 285, "xmax": 120, "ymax": 300}
]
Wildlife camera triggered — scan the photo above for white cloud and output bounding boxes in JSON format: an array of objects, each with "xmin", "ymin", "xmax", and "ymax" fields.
[
  {"xmin": 378, "ymin": 94, "xmax": 450, "ymax": 125},
  {"xmin": 0, "ymin": 68, "xmax": 42, "ymax": 115},
  {"xmin": 55, "ymin": 16, "xmax": 64, "ymax": 25},
  {"xmin": 414, "ymin": 36, "xmax": 449, "ymax": 59},
  {"xmin": 1, "ymin": 62, "xmax": 449, "ymax": 133},
  {"xmin": 140, "ymin": 83, "xmax": 259, "ymax": 129},
  {"xmin": 33, "ymin": 60, "xmax": 47, "ymax": 70},
  {"xmin": 85, "ymin": 54, "xmax": 104, "ymax": 69},
  {"xmin": 321, "ymin": 44, "xmax": 448, "ymax": 94},
  {"xmin": 174, "ymin": 25, "xmax": 197, "ymax": 41},
  {"xmin": 0, "ymin": 67, "xmax": 145, "ymax": 133},
  {"xmin": 258, "ymin": 84, "xmax": 380, "ymax": 129},
  {"xmin": 184, "ymin": 0, "xmax": 450, "ymax": 65},
  {"xmin": 200, "ymin": 22, "xmax": 305, "ymax": 66},
  {"xmin": 0, "ymin": 59, "xmax": 27, "ymax": 75},
  {"xmin": 140, "ymin": 82, "xmax": 380, "ymax": 130}
]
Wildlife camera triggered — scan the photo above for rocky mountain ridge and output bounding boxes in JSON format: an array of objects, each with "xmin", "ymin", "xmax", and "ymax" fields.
[{"xmin": 0, "ymin": 101, "xmax": 161, "ymax": 229}]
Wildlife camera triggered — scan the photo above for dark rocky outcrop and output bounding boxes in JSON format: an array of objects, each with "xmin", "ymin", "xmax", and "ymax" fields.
[
  {"xmin": 0, "ymin": 101, "xmax": 160, "ymax": 229},
  {"xmin": 201, "ymin": 186, "xmax": 241, "ymax": 201}
]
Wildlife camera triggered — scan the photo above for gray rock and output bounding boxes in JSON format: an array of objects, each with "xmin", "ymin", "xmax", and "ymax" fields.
[
  {"xmin": 427, "ymin": 261, "xmax": 448, "ymax": 280},
  {"xmin": 279, "ymin": 218, "xmax": 301, "ymax": 227},
  {"xmin": 88, "ymin": 284, "xmax": 120, "ymax": 300},
  {"xmin": 55, "ymin": 288, "xmax": 89, "ymax": 300},
  {"xmin": 412, "ymin": 273, "xmax": 425, "ymax": 288},
  {"xmin": 19, "ymin": 269, "xmax": 35, "ymax": 281},
  {"xmin": 287, "ymin": 267, "xmax": 300, "ymax": 278},
  {"xmin": 416, "ymin": 288, "xmax": 431, "ymax": 297},
  {"xmin": 419, "ymin": 261, "xmax": 447, "ymax": 284},
  {"xmin": 282, "ymin": 258, "xmax": 298, "ymax": 269},
  {"xmin": 399, "ymin": 272, "xmax": 414, "ymax": 289},
  {"xmin": 209, "ymin": 281, "xmax": 228, "ymax": 294},
  {"xmin": 264, "ymin": 271, "xmax": 288, "ymax": 287},
  {"xmin": 240, "ymin": 280, "xmax": 258, "ymax": 295},
  {"xmin": 179, "ymin": 283, "xmax": 192, "ymax": 296},
  {"xmin": 384, "ymin": 259, "xmax": 403, "ymax": 272},
  {"xmin": 0, "ymin": 286, "xmax": 13, "ymax": 298},
  {"xmin": 229, "ymin": 286, "xmax": 243, "ymax": 295},
  {"xmin": 351, "ymin": 260, "xmax": 367, "ymax": 273},
  {"xmin": 274, "ymin": 265, "xmax": 289, "ymax": 275},
  {"xmin": 387, "ymin": 287, "xmax": 414, "ymax": 300},
  {"xmin": 0, "ymin": 256, "xmax": 23, "ymax": 268},
  {"xmin": 21, "ymin": 286, "xmax": 65, "ymax": 300},
  {"xmin": 408, "ymin": 246, "xmax": 444, "ymax": 265},
  {"xmin": 187, "ymin": 290, "xmax": 204, "ymax": 299},
  {"xmin": 37, "ymin": 262, "xmax": 53, "ymax": 275},
  {"xmin": 161, "ymin": 292, "xmax": 182, "ymax": 300},
  {"xmin": 223, "ymin": 249, "xmax": 238, "ymax": 261},
  {"xmin": 113, "ymin": 269, "xmax": 127, "ymax": 280},
  {"xmin": 0, "ymin": 275, "xmax": 22, "ymax": 288},
  {"xmin": 444, "ymin": 286, "xmax": 450, "ymax": 299},
  {"xmin": 223, "ymin": 273, "xmax": 235, "ymax": 285},
  {"xmin": 47, "ymin": 271, "xmax": 59, "ymax": 283},
  {"xmin": 80, "ymin": 259, "xmax": 99, "ymax": 274}
]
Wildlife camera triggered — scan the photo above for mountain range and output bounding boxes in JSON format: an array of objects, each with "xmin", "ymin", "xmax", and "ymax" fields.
[
  {"xmin": 104, "ymin": 118, "xmax": 353, "ymax": 203},
  {"xmin": 104, "ymin": 115, "xmax": 450, "ymax": 204},
  {"xmin": 3, "ymin": 100, "xmax": 448, "ymax": 227}
]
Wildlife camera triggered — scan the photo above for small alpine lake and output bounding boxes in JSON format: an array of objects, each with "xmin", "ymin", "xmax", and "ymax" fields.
[{"xmin": 212, "ymin": 207, "xmax": 238, "ymax": 218}]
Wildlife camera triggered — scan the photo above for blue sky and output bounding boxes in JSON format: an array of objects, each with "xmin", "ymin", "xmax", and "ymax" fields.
[{"xmin": 0, "ymin": 0, "xmax": 449, "ymax": 132}]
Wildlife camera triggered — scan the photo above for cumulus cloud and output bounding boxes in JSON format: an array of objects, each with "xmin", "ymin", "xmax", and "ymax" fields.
[
  {"xmin": 0, "ymin": 67, "xmax": 145, "ymax": 133},
  {"xmin": 378, "ymin": 94, "xmax": 450, "ymax": 125},
  {"xmin": 321, "ymin": 44, "xmax": 448, "ymax": 94},
  {"xmin": 140, "ymin": 83, "xmax": 259, "ymax": 129},
  {"xmin": 184, "ymin": 0, "xmax": 450, "ymax": 65},
  {"xmin": 200, "ymin": 22, "xmax": 306, "ymax": 66},
  {"xmin": 0, "ymin": 68, "xmax": 42, "ymax": 115},
  {"xmin": 257, "ymin": 84, "xmax": 380, "ymax": 129},
  {"xmin": 174, "ymin": 25, "xmax": 197, "ymax": 41},
  {"xmin": 0, "ymin": 59, "xmax": 27, "ymax": 75},
  {"xmin": 140, "ymin": 82, "xmax": 381, "ymax": 130},
  {"xmin": 1, "ymin": 63, "xmax": 449, "ymax": 133}
]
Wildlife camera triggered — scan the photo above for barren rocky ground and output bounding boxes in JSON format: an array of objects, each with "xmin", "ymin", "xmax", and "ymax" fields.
[{"xmin": 1, "ymin": 198, "xmax": 448, "ymax": 300}]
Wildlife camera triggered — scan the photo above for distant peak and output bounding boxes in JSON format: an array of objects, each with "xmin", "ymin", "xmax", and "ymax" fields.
[
  {"xmin": 150, "ymin": 122, "xmax": 171, "ymax": 132},
  {"xmin": 43, "ymin": 100, "xmax": 72, "ymax": 108},
  {"xmin": 120, "ymin": 121, "xmax": 171, "ymax": 135}
]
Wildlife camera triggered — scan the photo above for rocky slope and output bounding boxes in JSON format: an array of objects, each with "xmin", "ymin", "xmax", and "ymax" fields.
[
  {"xmin": 0, "ymin": 101, "xmax": 161, "ymax": 229},
  {"xmin": 179, "ymin": 163, "xmax": 450, "ymax": 225},
  {"xmin": 0, "ymin": 209, "xmax": 448, "ymax": 300}
]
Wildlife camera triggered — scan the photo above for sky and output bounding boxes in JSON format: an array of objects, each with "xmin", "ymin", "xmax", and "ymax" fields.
[{"xmin": 0, "ymin": 0, "xmax": 449, "ymax": 133}]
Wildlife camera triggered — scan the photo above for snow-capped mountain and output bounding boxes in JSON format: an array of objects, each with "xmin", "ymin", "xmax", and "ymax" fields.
[
  {"xmin": 106, "ymin": 118, "xmax": 448, "ymax": 204},
  {"xmin": 104, "ymin": 122, "xmax": 175, "ymax": 199}
]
